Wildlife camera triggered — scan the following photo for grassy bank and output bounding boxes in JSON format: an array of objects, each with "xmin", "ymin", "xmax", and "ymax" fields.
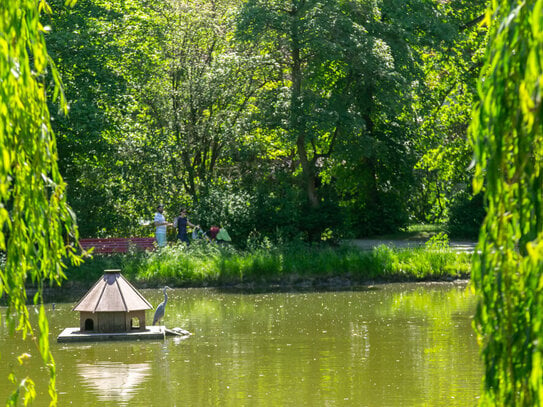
[{"xmin": 62, "ymin": 238, "xmax": 472, "ymax": 289}]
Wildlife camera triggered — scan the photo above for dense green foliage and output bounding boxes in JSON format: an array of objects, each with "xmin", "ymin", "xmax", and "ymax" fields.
[
  {"xmin": 470, "ymin": 0, "xmax": 543, "ymax": 404},
  {"xmin": 43, "ymin": 0, "xmax": 488, "ymax": 241},
  {"xmin": 11, "ymin": 0, "xmax": 543, "ymax": 405},
  {"xmin": 413, "ymin": 1, "xmax": 487, "ymax": 232},
  {"xmin": 10, "ymin": 0, "xmax": 543, "ymax": 404},
  {"xmin": 0, "ymin": 0, "xmax": 82, "ymax": 405}
]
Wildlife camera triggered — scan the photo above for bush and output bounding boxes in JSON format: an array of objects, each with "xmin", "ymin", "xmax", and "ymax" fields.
[
  {"xmin": 447, "ymin": 192, "xmax": 485, "ymax": 239},
  {"xmin": 194, "ymin": 184, "xmax": 258, "ymax": 246}
]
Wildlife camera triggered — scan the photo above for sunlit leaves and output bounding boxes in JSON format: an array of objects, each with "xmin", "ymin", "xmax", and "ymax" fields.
[
  {"xmin": 32, "ymin": 0, "xmax": 496, "ymax": 243},
  {"xmin": 7, "ymin": 375, "xmax": 36, "ymax": 407},
  {"xmin": 470, "ymin": 0, "xmax": 543, "ymax": 404},
  {"xmin": 134, "ymin": 0, "xmax": 260, "ymax": 203},
  {"xmin": 1, "ymin": 0, "xmax": 81, "ymax": 405},
  {"xmin": 412, "ymin": 0, "xmax": 488, "ymax": 225}
]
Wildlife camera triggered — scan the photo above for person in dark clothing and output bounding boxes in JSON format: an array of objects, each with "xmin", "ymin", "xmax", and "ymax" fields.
[{"xmin": 173, "ymin": 208, "xmax": 197, "ymax": 244}]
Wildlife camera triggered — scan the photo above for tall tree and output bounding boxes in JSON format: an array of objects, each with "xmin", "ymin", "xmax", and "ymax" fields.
[
  {"xmin": 0, "ymin": 0, "xmax": 81, "ymax": 404},
  {"xmin": 471, "ymin": 0, "xmax": 543, "ymax": 404},
  {"xmin": 413, "ymin": 0, "xmax": 488, "ymax": 226},
  {"xmin": 49, "ymin": 0, "xmax": 263, "ymax": 234},
  {"xmin": 236, "ymin": 0, "xmax": 480, "ymax": 235},
  {"xmin": 237, "ymin": 0, "xmax": 366, "ymax": 209},
  {"xmin": 47, "ymin": 0, "xmax": 164, "ymax": 236},
  {"xmin": 138, "ymin": 0, "xmax": 261, "ymax": 204}
]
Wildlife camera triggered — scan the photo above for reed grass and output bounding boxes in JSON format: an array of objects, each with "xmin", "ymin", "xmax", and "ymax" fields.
[{"xmin": 63, "ymin": 238, "xmax": 471, "ymax": 288}]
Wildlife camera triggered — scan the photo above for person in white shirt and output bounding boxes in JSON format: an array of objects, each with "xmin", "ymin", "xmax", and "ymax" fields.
[{"xmin": 153, "ymin": 204, "xmax": 171, "ymax": 247}]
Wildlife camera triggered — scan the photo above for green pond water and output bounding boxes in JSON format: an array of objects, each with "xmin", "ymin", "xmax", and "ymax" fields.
[{"xmin": 0, "ymin": 282, "xmax": 482, "ymax": 406}]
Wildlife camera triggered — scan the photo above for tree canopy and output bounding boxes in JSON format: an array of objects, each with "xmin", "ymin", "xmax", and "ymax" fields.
[{"xmin": 42, "ymin": 0, "xmax": 488, "ymax": 242}]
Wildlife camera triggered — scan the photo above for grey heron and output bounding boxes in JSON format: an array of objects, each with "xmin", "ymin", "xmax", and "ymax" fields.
[{"xmin": 153, "ymin": 286, "xmax": 170, "ymax": 325}]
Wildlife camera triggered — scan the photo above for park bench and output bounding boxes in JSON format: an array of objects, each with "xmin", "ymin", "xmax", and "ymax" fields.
[{"xmin": 79, "ymin": 237, "xmax": 156, "ymax": 254}]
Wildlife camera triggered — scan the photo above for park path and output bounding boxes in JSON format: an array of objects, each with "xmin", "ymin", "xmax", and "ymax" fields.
[{"xmin": 346, "ymin": 239, "xmax": 477, "ymax": 253}]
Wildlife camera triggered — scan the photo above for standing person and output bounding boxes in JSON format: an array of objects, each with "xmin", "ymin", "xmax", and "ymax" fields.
[
  {"xmin": 173, "ymin": 208, "xmax": 197, "ymax": 245},
  {"xmin": 154, "ymin": 204, "xmax": 171, "ymax": 248}
]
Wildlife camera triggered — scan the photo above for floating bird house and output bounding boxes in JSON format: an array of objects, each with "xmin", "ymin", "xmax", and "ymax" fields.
[{"xmin": 73, "ymin": 269, "xmax": 153, "ymax": 333}]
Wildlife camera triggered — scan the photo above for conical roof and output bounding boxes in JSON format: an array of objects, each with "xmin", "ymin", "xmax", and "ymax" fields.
[{"xmin": 73, "ymin": 270, "xmax": 153, "ymax": 312}]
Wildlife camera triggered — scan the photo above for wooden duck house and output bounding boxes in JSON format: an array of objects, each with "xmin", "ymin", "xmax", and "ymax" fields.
[{"xmin": 72, "ymin": 269, "xmax": 152, "ymax": 333}]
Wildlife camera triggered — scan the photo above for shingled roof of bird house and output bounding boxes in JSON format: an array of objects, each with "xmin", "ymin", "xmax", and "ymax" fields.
[{"xmin": 73, "ymin": 269, "xmax": 153, "ymax": 312}]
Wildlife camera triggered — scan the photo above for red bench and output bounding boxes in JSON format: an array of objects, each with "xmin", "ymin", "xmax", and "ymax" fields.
[{"xmin": 79, "ymin": 237, "xmax": 156, "ymax": 254}]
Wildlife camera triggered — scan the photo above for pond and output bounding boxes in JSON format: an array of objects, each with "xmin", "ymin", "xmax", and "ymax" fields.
[{"xmin": 0, "ymin": 282, "xmax": 481, "ymax": 406}]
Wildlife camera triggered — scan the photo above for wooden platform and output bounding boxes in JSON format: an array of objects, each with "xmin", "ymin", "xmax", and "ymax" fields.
[{"xmin": 57, "ymin": 326, "xmax": 165, "ymax": 343}]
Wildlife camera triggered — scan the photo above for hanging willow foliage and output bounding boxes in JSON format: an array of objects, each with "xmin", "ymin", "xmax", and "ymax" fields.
[
  {"xmin": 471, "ymin": 0, "xmax": 543, "ymax": 405},
  {"xmin": 0, "ymin": 0, "xmax": 80, "ymax": 405}
]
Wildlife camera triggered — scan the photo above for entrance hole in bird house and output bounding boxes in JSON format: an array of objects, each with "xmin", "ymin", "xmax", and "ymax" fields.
[
  {"xmin": 84, "ymin": 318, "xmax": 94, "ymax": 331},
  {"xmin": 131, "ymin": 317, "xmax": 141, "ymax": 330}
]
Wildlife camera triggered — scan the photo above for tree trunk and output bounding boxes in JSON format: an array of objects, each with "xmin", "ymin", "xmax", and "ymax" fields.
[
  {"xmin": 362, "ymin": 89, "xmax": 380, "ymax": 213},
  {"xmin": 297, "ymin": 137, "xmax": 319, "ymax": 208},
  {"xmin": 290, "ymin": 17, "xmax": 319, "ymax": 208}
]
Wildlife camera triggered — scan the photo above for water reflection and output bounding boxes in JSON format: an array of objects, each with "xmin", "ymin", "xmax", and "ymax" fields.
[
  {"xmin": 77, "ymin": 361, "xmax": 151, "ymax": 404},
  {"xmin": 0, "ymin": 282, "xmax": 481, "ymax": 406}
]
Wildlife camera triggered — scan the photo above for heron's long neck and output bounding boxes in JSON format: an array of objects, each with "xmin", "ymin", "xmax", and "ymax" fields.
[{"xmin": 163, "ymin": 291, "xmax": 168, "ymax": 305}]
